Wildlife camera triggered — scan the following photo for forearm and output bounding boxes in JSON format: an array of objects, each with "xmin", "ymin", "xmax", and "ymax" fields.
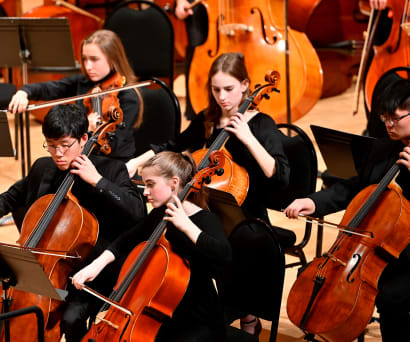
[{"xmin": 243, "ymin": 134, "xmax": 276, "ymax": 178}]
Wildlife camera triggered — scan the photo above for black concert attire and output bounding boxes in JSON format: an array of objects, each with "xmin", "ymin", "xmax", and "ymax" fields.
[
  {"xmin": 108, "ymin": 206, "xmax": 232, "ymax": 342},
  {"xmin": 0, "ymin": 155, "xmax": 146, "ymax": 341},
  {"xmin": 150, "ymin": 111, "xmax": 290, "ymax": 327},
  {"xmin": 151, "ymin": 111, "xmax": 290, "ymax": 227},
  {"xmin": 308, "ymin": 138, "xmax": 410, "ymax": 342},
  {"xmin": 21, "ymin": 74, "xmax": 140, "ymax": 161}
]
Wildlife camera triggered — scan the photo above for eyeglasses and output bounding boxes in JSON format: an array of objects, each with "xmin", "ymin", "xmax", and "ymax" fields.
[
  {"xmin": 43, "ymin": 140, "xmax": 78, "ymax": 154},
  {"xmin": 380, "ymin": 113, "xmax": 410, "ymax": 125}
]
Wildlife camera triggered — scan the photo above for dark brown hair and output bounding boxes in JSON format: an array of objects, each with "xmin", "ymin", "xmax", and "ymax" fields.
[{"xmin": 204, "ymin": 52, "xmax": 250, "ymax": 136}]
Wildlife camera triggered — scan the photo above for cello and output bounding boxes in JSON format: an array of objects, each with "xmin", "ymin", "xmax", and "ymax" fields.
[
  {"xmin": 188, "ymin": 0, "xmax": 323, "ymax": 124},
  {"xmin": 286, "ymin": 163, "xmax": 410, "ymax": 341},
  {"xmin": 81, "ymin": 151, "xmax": 226, "ymax": 342},
  {"xmin": 0, "ymin": 92, "xmax": 125, "ymax": 342},
  {"xmin": 192, "ymin": 70, "xmax": 280, "ymax": 206}
]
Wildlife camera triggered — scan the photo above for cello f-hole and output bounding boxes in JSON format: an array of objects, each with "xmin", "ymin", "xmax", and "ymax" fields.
[
  {"xmin": 346, "ymin": 253, "xmax": 361, "ymax": 283},
  {"xmin": 251, "ymin": 7, "xmax": 276, "ymax": 45},
  {"xmin": 208, "ymin": 15, "xmax": 222, "ymax": 57}
]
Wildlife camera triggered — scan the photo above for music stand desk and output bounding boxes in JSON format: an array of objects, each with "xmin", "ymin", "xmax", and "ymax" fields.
[
  {"xmin": 0, "ymin": 17, "xmax": 76, "ymax": 176},
  {"xmin": 310, "ymin": 124, "xmax": 376, "ymax": 180}
]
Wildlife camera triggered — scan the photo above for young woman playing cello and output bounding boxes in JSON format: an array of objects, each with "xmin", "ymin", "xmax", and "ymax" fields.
[
  {"xmin": 72, "ymin": 151, "xmax": 232, "ymax": 341},
  {"xmin": 8, "ymin": 29, "xmax": 141, "ymax": 161},
  {"xmin": 127, "ymin": 52, "xmax": 291, "ymax": 335},
  {"xmin": 284, "ymin": 78, "xmax": 410, "ymax": 342}
]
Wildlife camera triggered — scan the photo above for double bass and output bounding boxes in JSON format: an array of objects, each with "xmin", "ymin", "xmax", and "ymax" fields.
[
  {"xmin": 82, "ymin": 151, "xmax": 226, "ymax": 342},
  {"xmin": 286, "ymin": 163, "xmax": 410, "ymax": 341},
  {"xmin": 363, "ymin": 0, "xmax": 410, "ymax": 111},
  {"xmin": 188, "ymin": 0, "xmax": 323, "ymax": 124},
  {"xmin": 288, "ymin": 0, "xmax": 369, "ymax": 98}
]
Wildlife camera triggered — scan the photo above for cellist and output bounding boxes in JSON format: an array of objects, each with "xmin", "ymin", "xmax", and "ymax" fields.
[
  {"xmin": 284, "ymin": 78, "xmax": 410, "ymax": 341},
  {"xmin": 0, "ymin": 104, "xmax": 146, "ymax": 341},
  {"xmin": 72, "ymin": 151, "xmax": 232, "ymax": 341},
  {"xmin": 126, "ymin": 52, "xmax": 291, "ymax": 336}
]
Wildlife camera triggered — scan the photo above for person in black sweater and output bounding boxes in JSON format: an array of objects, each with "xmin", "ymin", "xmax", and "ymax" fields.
[
  {"xmin": 126, "ymin": 52, "xmax": 290, "ymax": 336},
  {"xmin": 284, "ymin": 78, "xmax": 410, "ymax": 342},
  {"xmin": 72, "ymin": 151, "xmax": 231, "ymax": 341},
  {"xmin": 0, "ymin": 104, "xmax": 146, "ymax": 341},
  {"xmin": 8, "ymin": 29, "xmax": 142, "ymax": 161}
]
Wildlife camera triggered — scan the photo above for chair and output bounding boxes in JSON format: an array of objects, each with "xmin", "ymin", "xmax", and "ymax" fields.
[
  {"xmin": 0, "ymin": 82, "xmax": 16, "ymax": 109},
  {"xmin": 104, "ymin": 0, "xmax": 175, "ymax": 89},
  {"xmin": 217, "ymin": 218, "xmax": 286, "ymax": 342},
  {"xmin": 133, "ymin": 78, "xmax": 181, "ymax": 156},
  {"xmin": 267, "ymin": 123, "xmax": 319, "ymax": 268}
]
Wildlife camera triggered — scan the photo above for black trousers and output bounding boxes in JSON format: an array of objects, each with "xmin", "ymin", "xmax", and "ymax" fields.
[
  {"xmin": 60, "ymin": 287, "xmax": 101, "ymax": 342},
  {"xmin": 376, "ymin": 251, "xmax": 410, "ymax": 342}
]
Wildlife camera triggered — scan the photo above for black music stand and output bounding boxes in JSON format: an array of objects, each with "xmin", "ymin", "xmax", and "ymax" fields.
[
  {"xmin": 311, "ymin": 124, "xmax": 376, "ymax": 180},
  {"xmin": 0, "ymin": 17, "xmax": 77, "ymax": 176},
  {"xmin": 0, "ymin": 244, "xmax": 68, "ymax": 342},
  {"xmin": 205, "ymin": 187, "xmax": 246, "ymax": 237}
]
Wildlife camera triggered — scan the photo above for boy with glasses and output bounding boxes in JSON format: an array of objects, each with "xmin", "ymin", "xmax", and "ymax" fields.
[
  {"xmin": 0, "ymin": 104, "xmax": 146, "ymax": 341},
  {"xmin": 284, "ymin": 78, "xmax": 410, "ymax": 342}
]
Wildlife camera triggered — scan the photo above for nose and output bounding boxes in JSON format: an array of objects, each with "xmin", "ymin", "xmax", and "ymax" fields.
[
  {"xmin": 84, "ymin": 60, "xmax": 92, "ymax": 71},
  {"xmin": 55, "ymin": 147, "xmax": 64, "ymax": 156},
  {"xmin": 218, "ymin": 90, "xmax": 226, "ymax": 101},
  {"xmin": 384, "ymin": 120, "xmax": 394, "ymax": 128},
  {"xmin": 143, "ymin": 187, "xmax": 149, "ymax": 197}
]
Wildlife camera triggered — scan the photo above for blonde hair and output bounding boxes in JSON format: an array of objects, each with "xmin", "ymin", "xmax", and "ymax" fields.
[
  {"xmin": 81, "ymin": 29, "xmax": 136, "ymax": 84},
  {"xmin": 141, "ymin": 151, "xmax": 208, "ymax": 209}
]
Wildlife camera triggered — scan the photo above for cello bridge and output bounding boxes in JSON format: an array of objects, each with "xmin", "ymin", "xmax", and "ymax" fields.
[
  {"xmin": 323, "ymin": 253, "xmax": 347, "ymax": 267},
  {"xmin": 219, "ymin": 24, "xmax": 254, "ymax": 36}
]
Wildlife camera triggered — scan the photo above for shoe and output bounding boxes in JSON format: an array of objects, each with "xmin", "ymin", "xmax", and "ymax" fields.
[{"xmin": 240, "ymin": 317, "xmax": 262, "ymax": 337}]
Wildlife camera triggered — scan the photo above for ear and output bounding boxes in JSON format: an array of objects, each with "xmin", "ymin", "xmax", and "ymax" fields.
[
  {"xmin": 241, "ymin": 79, "xmax": 250, "ymax": 93},
  {"xmin": 80, "ymin": 133, "xmax": 88, "ymax": 148},
  {"xmin": 169, "ymin": 176, "xmax": 180, "ymax": 192}
]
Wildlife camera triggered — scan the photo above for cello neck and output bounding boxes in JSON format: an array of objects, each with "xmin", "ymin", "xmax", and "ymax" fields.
[
  {"xmin": 197, "ymin": 93, "xmax": 255, "ymax": 170},
  {"xmin": 26, "ymin": 136, "xmax": 98, "ymax": 248},
  {"xmin": 348, "ymin": 164, "xmax": 400, "ymax": 228},
  {"xmin": 98, "ymin": 181, "xmax": 197, "ymax": 311}
]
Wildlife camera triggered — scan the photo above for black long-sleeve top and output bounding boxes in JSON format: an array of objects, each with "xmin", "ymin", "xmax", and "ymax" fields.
[
  {"xmin": 107, "ymin": 206, "xmax": 232, "ymax": 336},
  {"xmin": 309, "ymin": 138, "xmax": 410, "ymax": 261},
  {"xmin": 21, "ymin": 74, "xmax": 140, "ymax": 161},
  {"xmin": 0, "ymin": 155, "xmax": 146, "ymax": 291},
  {"xmin": 150, "ymin": 111, "xmax": 290, "ymax": 223}
]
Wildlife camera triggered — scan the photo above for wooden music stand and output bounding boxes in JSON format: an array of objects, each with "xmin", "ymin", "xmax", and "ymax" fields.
[
  {"xmin": 0, "ymin": 244, "xmax": 67, "ymax": 341},
  {"xmin": 0, "ymin": 17, "xmax": 77, "ymax": 176}
]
